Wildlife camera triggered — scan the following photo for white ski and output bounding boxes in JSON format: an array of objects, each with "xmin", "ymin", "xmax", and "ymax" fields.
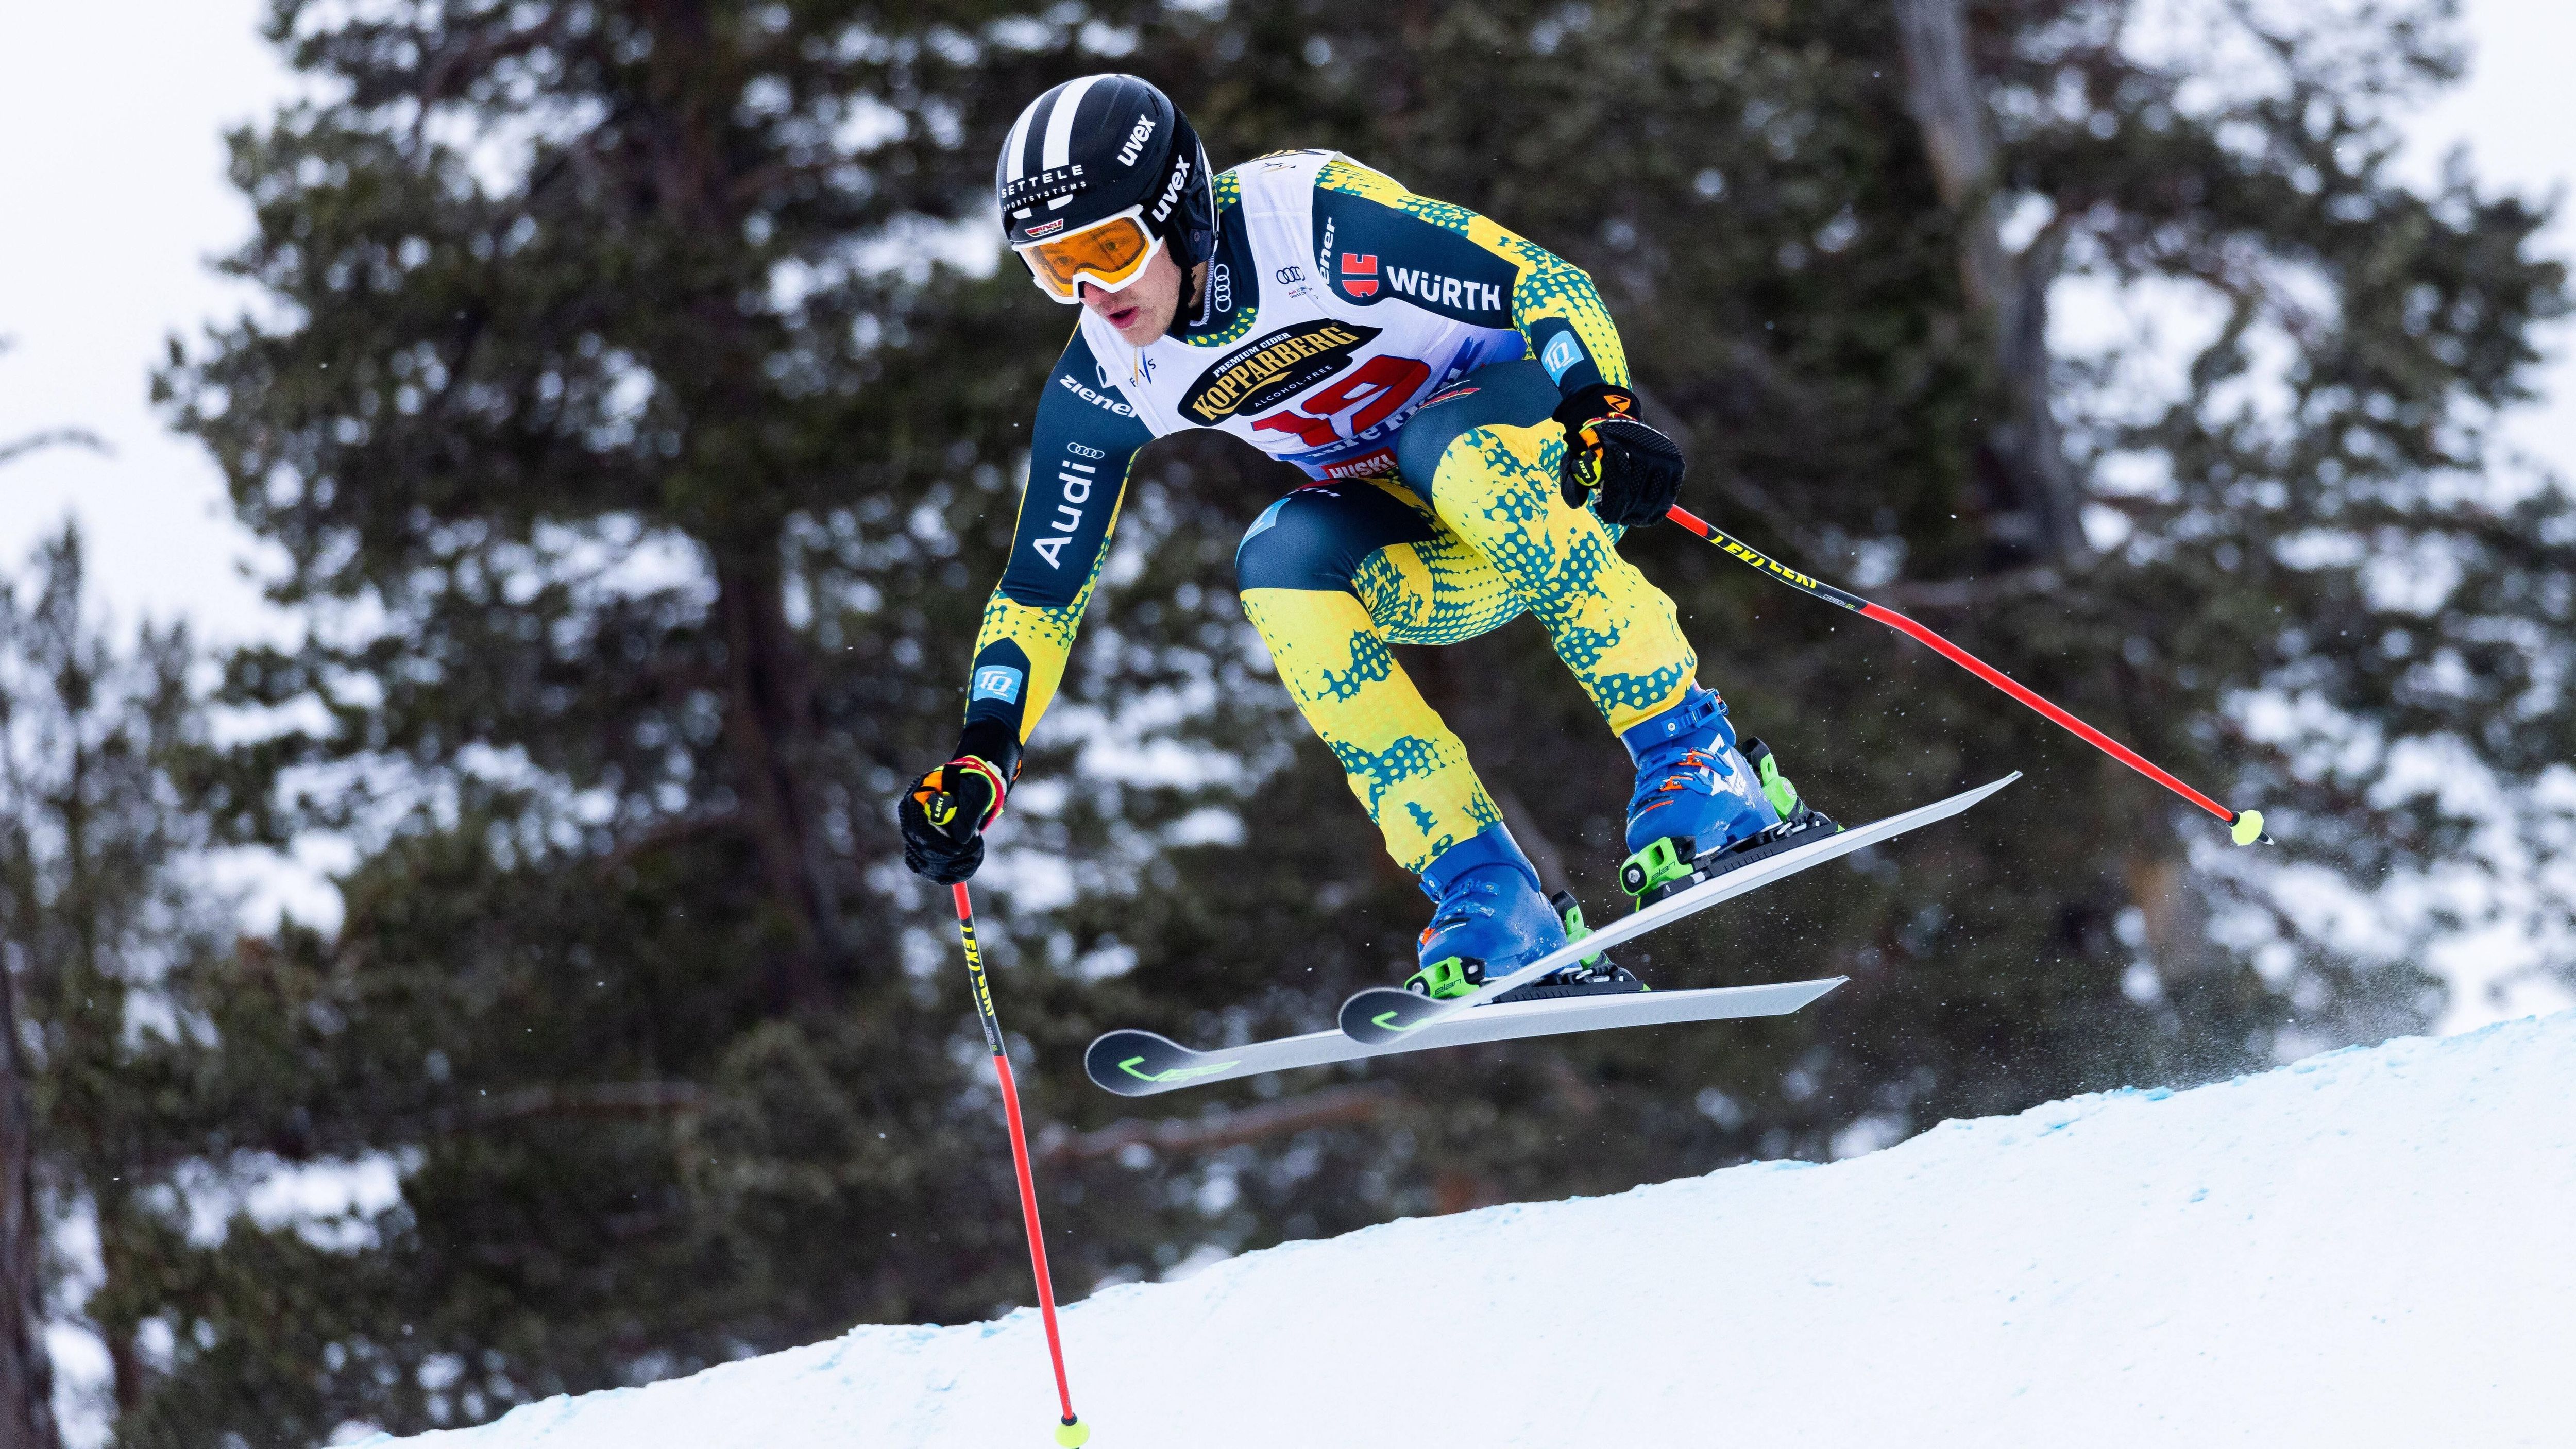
[{"xmin": 1083, "ymin": 977, "xmax": 1844, "ymax": 1097}]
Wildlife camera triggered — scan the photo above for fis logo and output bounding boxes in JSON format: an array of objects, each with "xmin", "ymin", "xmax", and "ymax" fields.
[
  {"xmin": 1338, "ymin": 252, "xmax": 1379, "ymax": 297},
  {"xmin": 1103, "ymin": 353, "xmax": 1156, "ymax": 386}
]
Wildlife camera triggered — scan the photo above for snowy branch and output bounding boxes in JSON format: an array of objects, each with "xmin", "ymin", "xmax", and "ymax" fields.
[{"xmin": 1037, "ymin": 1083, "xmax": 1396, "ymax": 1163}]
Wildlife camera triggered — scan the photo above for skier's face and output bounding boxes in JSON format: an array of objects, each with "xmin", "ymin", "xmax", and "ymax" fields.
[{"xmin": 1079, "ymin": 245, "xmax": 1186, "ymax": 345}]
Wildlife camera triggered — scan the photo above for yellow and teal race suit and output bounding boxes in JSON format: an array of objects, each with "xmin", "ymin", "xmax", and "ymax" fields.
[{"xmin": 963, "ymin": 150, "xmax": 1701, "ymax": 875}]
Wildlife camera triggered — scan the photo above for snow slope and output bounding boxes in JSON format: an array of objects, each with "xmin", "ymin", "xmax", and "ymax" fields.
[{"xmin": 377, "ymin": 1011, "xmax": 2576, "ymax": 1447}]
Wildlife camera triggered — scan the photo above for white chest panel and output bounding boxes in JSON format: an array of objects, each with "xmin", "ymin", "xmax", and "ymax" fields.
[{"xmin": 1078, "ymin": 151, "xmax": 1527, "ymax": 480}]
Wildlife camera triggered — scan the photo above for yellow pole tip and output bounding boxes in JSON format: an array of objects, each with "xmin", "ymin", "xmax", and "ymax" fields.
[
  {"xmin": 1055, "ymin": 1418, "xmax": 1091, "ymax": 1447},
  {"xmin": 2230, "ymin": 809, "xmax": 2265, "ymax": 847}
]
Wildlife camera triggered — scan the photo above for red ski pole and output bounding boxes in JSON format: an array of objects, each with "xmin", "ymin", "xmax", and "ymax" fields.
[
  {"xmin": 1664, "ymin": 504, "xmax": 2271, "ymax": 845},
  {"xmin": 950, "ymin": 880, "xmax": 1089, "ymax": 1446}
]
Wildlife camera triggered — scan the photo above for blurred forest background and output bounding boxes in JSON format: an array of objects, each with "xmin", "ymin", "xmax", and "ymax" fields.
[{"xmin": 1, "ymin": 0, "xmax": 2569, "ymax": 1442}]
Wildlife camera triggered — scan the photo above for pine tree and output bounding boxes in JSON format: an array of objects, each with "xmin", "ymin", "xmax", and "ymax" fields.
[
  {"xmin": 0, "ymin": 526, "xmax": 277, "ymax": 1442},
  {"xmin": 0, "ymin": 342, "xmax": 78, "ymax": 1449},
  {"xmin": 157, "ymin": 2, "xmax": 1152, "ymax": 1434}
]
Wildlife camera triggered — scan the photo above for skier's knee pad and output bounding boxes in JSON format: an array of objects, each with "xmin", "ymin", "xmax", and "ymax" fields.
[{"xmin": 1235, "ymin": 479, "xmax": 1439, "ymax": 596}]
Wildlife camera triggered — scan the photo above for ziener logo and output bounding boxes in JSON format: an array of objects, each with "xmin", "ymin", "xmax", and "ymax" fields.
[{"xmin": 1056, "ymin": 372, "xmax": 1134, "ymax": 416}]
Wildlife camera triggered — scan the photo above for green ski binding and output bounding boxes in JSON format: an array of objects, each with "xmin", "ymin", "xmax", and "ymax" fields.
[
  {"xmin": 1619, "ymin": 836, "xmax": 1695, "ymax": 900},
  {"xmin": 1408, "ymin": 956, "xmax": 1481, "ymax": 1000}
]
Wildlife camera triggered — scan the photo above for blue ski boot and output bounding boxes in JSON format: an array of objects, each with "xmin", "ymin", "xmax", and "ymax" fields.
[
  {"xmin": 1617, "ymin": 686, "xmax": 1838, "ymax": 907},
  {"xmin": 1406, "ymin": 826, "xmax": 1641, "ymax": 1001}
]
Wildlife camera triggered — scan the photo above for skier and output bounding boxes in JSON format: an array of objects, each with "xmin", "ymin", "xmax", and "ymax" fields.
[{"xmin": 901, "ymin": 74, "xmax": 1832, "ymax": 1001}]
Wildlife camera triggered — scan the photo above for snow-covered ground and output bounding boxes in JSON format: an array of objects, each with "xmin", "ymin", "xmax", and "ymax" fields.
[{"xmin": 378, "ymin": 1009, "xmax": 2576, "ymax": 1447}]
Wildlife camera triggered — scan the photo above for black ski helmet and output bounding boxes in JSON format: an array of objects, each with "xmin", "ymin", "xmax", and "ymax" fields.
[{"xmin": 996, "ymin": 74, "xmax": 1215, "ymax": 274}]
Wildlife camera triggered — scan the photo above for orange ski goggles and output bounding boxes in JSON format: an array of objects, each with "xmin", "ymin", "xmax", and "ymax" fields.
[{"xmin": 1014, "ymin": 206, "xmax": 1160, "ymax": 303}]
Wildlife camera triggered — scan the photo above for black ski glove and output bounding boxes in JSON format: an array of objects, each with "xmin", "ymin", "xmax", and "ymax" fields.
[
  {"xmin": 901, "ymin": 755, "xmax": 1009, "ymax": 884},
  {"xmin": 1554, "ymin": 384, "xmax": 1686, "ymax": 528}
]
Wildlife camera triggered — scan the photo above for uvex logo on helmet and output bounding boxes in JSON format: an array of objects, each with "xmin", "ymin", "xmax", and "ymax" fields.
[
  {"xmin": 1152, "ymin": 152, "xmax": 1192, "ymax": 225},
  {"xmin": 1116, "ymin": 112, "xmax": 1157, "ymax": 166}
]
